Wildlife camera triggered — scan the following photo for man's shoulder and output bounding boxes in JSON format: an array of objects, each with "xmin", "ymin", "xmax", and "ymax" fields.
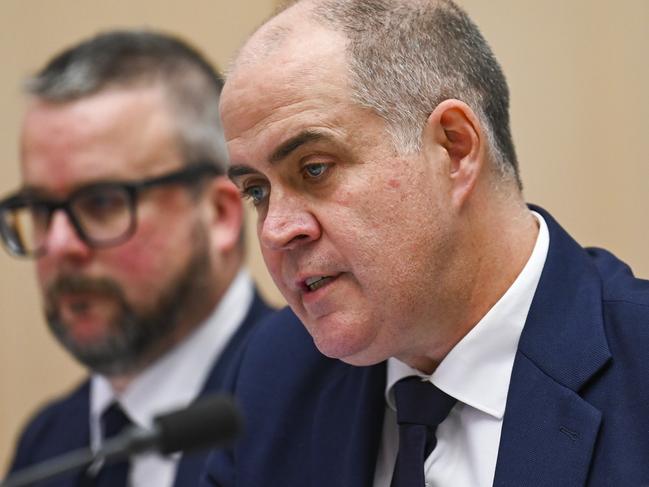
[
  {"xmin": 586, "ymin": 247, "xmax": 649, "ymax": 370},
  {"xmin": 9, "ymin": 379, "xmax": 91, "ymax": 472},
  {"xmin": 577, "ymin": 248, "xmax": 649, "ymax": 482},
  {"xmin": 17, "ymin": 379, "xmax": 91, "ymax": 442},
  {"xmin": 534, "ymin": 205, "xmax": 649, "ymax": 330},
  {"xmin": 587, "ymin": 246, "xmax": 649, "ymax": 307}
]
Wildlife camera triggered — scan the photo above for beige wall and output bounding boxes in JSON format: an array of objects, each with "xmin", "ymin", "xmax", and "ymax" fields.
[
  {"xmin": 459, "ymin": 0, "xmax": 649, "ymax": 271},
  {"xmin": 1, "ymin": 0, "xmax": 647, "ymax": 473}
]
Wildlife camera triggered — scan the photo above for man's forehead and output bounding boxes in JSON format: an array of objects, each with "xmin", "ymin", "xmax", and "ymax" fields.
[
  {"xmin": 221, "ymin": 26, "xmax": 347, "ymax": 138},
  {"xmin": 235, "ymin": 0, "xmax": 317, "ymax": 64},
  {"xmin": 220, "ymin": 2, "xmax": 351, "ymax": 164},
  {"xmin": 23, "ymin": 85, "xmax": 170, "ymax": 132},
  {"xmin": 231, "ymin": 0, "xmax": 344, "ymax": 74},
  {"xmin": 21, "ymin": 86, "xmax": 183, "ymax": 187}
]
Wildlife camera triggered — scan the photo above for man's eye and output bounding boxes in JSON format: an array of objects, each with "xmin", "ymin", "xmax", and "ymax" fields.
[
  {"xmin": 74, "ymin": 190, "xmax": 129, "ymax": 221},
  {"xmin": 303, "ymin": 163, "xmax": 329, "ymax": 179},
  {"xmin": 241, "ymin": 185, "xmax": 269, "ymax": 206}
]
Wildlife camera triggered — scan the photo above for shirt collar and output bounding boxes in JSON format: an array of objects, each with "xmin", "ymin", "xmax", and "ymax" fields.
[
  {"xmin": 386, "ymin": 211, "xmax": 549, "ymax": 419},
  {"xmin": 90, "ymin": 270, "xmax": 253, "ymax": 441}
]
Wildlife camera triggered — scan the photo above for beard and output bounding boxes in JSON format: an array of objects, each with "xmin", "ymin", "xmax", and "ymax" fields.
[{"xmin": 43, "ymin": 226, "xmax": 214, "ymax": 376}]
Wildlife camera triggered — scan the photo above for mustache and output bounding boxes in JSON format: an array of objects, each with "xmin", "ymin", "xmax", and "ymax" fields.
[{"xmin": 45, "ymin": 275, "xmax": 125, "ymax": 305}]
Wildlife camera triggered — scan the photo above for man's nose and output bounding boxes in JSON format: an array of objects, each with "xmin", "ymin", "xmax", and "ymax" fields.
[
  {"xmin": 259, "ymin": 193, "xmax": 321, "ymax": 251},
  {"xmin": 42, "ymin": 210, "xmax": 91, "ymax": 259}
]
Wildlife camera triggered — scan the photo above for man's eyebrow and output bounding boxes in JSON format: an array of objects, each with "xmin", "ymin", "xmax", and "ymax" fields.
[
  {"xmin": 228, "ymin": 165, "xmax": 259, "ymax": 180},
  {"xmin": 268, "ymin": 129, "xmax": 330, "ymax": 164},
  {"xmin": 16, "ymin": 185, "xmax": 47, "ymax": 198},
  {"xmin": 228, "ymin": 129, "xmax": 334, "ymax": 181}
]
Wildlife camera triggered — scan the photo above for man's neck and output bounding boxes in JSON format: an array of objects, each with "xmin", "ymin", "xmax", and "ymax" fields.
[{"xmin": 400, "ymin": 196, "xmax": 539, "ymax": 374}]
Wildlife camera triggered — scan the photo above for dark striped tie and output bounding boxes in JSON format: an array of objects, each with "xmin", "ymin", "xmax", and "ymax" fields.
[{"xmin": 390, "ymin": 377, "xmax": 457, "ymax": 487}]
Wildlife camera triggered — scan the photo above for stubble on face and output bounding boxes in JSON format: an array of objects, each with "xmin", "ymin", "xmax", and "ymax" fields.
[{"xmin": 44, "ymin": 223, "xmax": 215, "ymax": 376}]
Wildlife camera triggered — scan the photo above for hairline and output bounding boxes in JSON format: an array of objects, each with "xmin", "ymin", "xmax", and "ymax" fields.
[{"xmin": 24, "ymin": 32, "xmax": 229, "ymax": 173}]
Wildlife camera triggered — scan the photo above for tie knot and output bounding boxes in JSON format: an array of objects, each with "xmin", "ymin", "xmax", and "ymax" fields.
[
  {"xmin": 393, "ymin": 377, "xmax": 456, "ymax": 427},
  {"xmin": 101, "ymin": 402, "xmax": 132, "ymax": 440}
]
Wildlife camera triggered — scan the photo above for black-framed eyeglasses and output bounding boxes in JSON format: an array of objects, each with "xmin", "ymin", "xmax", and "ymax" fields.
[{"xmin": 0, "ymin": 163, "xmax": 221, "ymax": 258}]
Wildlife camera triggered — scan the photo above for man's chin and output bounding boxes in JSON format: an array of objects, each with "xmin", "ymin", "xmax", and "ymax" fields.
[
  {"xmin": 63, "ymin": 319, "xmax": 115, "ymax": 348},
  {"xmin": 311, "ymin": 328, "xmax": 386, "ymax": 367},
  {"xmin": 47, "ymin": 315, "xmax": 133, "ymax": 375}
]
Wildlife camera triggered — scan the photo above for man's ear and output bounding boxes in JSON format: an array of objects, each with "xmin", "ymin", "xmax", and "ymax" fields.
[
  {"xmin": 204, "ymin": 177, "xmax": 244, "ymax": 254},
  {"xmin": 424, "ymin": 99, "xmax": 485, "ymax": 208}
]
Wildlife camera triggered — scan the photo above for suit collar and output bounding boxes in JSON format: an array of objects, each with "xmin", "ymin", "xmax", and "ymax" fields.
[
  {"xmin": 39, "ymin": 381, "xmax": 92, "ymax": 487},
  {"xmin": 174, "ymin": 289, "xmax": 271, "ymax": 487},
  {"xmin": 519, "ymin": 205, "xmax": 611, "ymax": 390},
  {"xmin": 193, "ymin": 288, "xmax": 270, "ymax": 396},
  {"xmin": 494, "ymin": 205, "xmax": 611, "ymax": 486}
]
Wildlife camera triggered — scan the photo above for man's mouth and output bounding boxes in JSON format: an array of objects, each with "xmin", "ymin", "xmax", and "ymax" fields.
[
  {"xmin": 60, "ymin": 294, "xmax": 92, "ymax": 314},
  {"xmin": 304, "ymin": 276, "xmax": 334, "ymax": 292}
]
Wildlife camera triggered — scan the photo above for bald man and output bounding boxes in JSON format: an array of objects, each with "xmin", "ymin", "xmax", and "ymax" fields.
[{"xmin": 202, "ymin": 1, "xmax": 649, "ymax": 486}]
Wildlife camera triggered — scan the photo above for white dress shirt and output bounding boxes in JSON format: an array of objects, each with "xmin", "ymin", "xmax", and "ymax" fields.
[
  {"xmin": 373, "ymin": 212, "xmax": 549, "ymax": 487},
  {"xmin": 89, "ymin": 270, "xmax": 254, "ymax": 487}
]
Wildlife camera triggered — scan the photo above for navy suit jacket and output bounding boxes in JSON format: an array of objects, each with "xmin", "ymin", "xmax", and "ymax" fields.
[
  {"xmin": 202, "ymin": 207, "xmax": 649, "ymax": 486},
  {"xmin": 7, "ymin": 290, "xmax": 272, "ymax": 487}
]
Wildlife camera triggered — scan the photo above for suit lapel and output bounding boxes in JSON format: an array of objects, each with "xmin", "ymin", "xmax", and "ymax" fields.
[
  {"xmin": 173, "ymin": 290, "xmax": 271, "ymax": 487},
  {"xmin": 495, "ymin": 207, "xmax": 611, "ymax": 486},
  {"xmin": 312, "ymin": 362, "xmax": 386, "ymax": 487},
  {"xmin": 493, "ymin": 353, "xmax": 602, "ymax": 486},
  {"xmin": 39, "ymin": 382, "xmax": 92, "ymax": 487},
  {"xmin": 193, "ymin": 290, "xmax": 272, "ymax": 395}
]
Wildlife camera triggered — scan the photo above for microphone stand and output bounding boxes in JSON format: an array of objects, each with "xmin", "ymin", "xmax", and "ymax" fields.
[
  {"xmin": 1, "ymin": 394, "xmax": 241, "ymax": 487},
  {"xmin": 0, "ymin": 426, "xmax": 159, "ymax": 487}
]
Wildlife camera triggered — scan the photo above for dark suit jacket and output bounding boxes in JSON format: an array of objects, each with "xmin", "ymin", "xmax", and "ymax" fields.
[
  {"xmin": 202, "ymin": 207, "xmax": 649, "ymax": 486},
  {"xmin": 7, "ymin": 290, "xmax": 272, "ymax": 487}
]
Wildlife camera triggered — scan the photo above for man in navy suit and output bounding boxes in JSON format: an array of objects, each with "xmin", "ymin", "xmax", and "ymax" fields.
[
  {"xmin": 0, "ymin": 30, "xmax": 273, "ymax": 486},
  {"xmin": 201, "ymin": 0, "xmax": 649, "ymax": 485}
]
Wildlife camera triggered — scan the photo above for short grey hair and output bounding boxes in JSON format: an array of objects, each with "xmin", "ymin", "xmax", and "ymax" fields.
[
  {"xmin": 26, "ymin": 29, "xmax": 229, "ymax": 173},
  {"xmin": 304, "ymin": 0, "xmax": 520, "ymax": 186}
]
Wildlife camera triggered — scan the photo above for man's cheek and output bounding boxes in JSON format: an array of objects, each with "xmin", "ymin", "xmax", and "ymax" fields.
[
  {"xmin": 116, "ymin": 222, "xmax": 174, "ymax": 276},
  {"xmin": 109, "ymin": 248, "xmax": 153, "ymax": 276}
]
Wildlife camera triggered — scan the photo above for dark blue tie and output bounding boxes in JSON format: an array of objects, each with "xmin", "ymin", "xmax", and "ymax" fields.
[
  {"xmin": 390, "ymin": 377, "xmax": 457, "ymax": 487},
  {"xmin": 86, "ymin": 402, "xmax": 132, "ymax": 487}
]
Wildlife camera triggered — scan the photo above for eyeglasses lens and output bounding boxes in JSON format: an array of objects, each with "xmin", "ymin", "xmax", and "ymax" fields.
[
  {"xmin": 0, "ymin": 204, "xmax": 47, "ymax": 256},
  {"xmin": 72, "ymin": 187, "xmax": 132, "ymax": 243}
]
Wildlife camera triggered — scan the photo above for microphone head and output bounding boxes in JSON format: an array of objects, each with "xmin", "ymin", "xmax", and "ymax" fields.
[{"xmin": 153, "ymin": 395, "xmax": 243, "ymax": 455}]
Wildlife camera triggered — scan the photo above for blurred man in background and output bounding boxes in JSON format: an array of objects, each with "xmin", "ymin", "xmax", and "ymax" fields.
[
  {"xmin": 201, "ymin": 0, "xmax": 649, "ymax": 485},
  {"xmin": 0, "ymin": 29, "xmax": 272, "ymax": 486}
]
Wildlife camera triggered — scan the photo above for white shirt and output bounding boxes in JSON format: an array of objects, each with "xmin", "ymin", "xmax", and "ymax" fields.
[
  {"xmin": 89, "ymin": 270, "xmax": 254, "ymax": 487},
  {"xmin": 373, "ymin": 212, "xmax": 549, "ymax": 487}
]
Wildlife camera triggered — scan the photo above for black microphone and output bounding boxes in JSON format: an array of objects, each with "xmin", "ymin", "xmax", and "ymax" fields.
[{"xmin": 1, "ymin": 395, "xmax": 243, "ymax": 487}]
